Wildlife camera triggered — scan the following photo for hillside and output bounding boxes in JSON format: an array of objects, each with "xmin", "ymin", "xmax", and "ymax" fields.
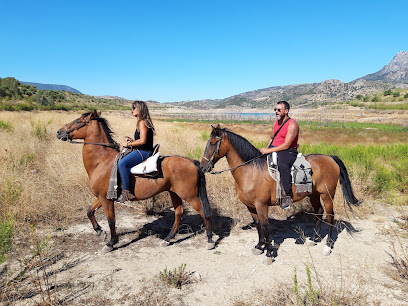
[
  {"xmin": 21, "ymin": 81, "xmax": 82, "ymax": 94},
  {"xmin": 169, "ymin": 51, "xmax": 408, "ymax": 109},
  {"xmin": 0, "ymin": 77, "xmax": 130, "ymax": 111}
]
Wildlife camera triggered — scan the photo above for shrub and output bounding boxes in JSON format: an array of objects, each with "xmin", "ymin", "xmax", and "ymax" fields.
[
  {"xmin": 0, "ymin": 213, "xmax": 15, "ymax": 264},
  {"xmin": 159, "ymin": 264, "xmax": 191, "ymax": 289},
  {"xmin": 384, "ymin": 89, "xmax": 393, "ymax": 96},
  {"xmin": 30, "ymin": 119, "xmax": 53, "ymax": 140},
  {"xmin": 0, "ymin": 119, "xmax": 13, "ymax": 132}
]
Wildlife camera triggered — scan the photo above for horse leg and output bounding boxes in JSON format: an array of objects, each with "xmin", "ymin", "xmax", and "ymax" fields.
[
  {"xmin": 255, "ymin": 204, "xmax": 274, "ymax": 264},
  {"xmin": 87, "ymin": 198, "xmax": 106, "ymax": 240},
  {"xmin": 186, "ymin": 195, "xmax": 215, "ymax": 250},
  {"xmin": 160, "ymin": 191, "xmax": 184, "ymax": 247},
  {"xmin": 99, "ymin": 198, "xmax": 118, "ymax": 254},
  {"xmin": 321, "ymin": 192, "xmax": 335, "ymax": 256},
  {"xmin": 247, "ymin": 206, "xmax": 264, "ymax": 255},
  {"xmin": 306, "ymin": 192, "xmax": 324, "ymax": 246}
]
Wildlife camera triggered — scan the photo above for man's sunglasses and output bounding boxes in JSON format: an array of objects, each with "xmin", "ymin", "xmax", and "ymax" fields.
[{"xmin": 274, "ymin": 108, "xmax": 285, "ymax": 112}]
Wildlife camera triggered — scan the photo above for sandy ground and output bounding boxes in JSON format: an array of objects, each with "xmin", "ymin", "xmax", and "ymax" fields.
[{"xmin": 3, "ymin": 201, "xmax": 408, "ymax": 305}]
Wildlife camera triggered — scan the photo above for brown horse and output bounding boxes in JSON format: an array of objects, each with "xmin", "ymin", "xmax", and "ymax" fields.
[
  {"xmin": 200, "ymin": 125, "xmax": 360, "ymax": 263},
  {"xmin": 57, "ymin": 111, "xmax": 214, "ymax": 254}
]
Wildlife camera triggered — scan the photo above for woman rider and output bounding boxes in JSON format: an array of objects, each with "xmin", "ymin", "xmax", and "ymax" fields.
[{"xmin": 116, "ymin": 100, "xmax": 155, "ymax": 203}]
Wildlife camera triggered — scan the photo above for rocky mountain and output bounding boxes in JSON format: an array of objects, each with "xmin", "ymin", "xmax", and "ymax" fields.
[
  {"xmin": 169, "ymin": 51, "xmax": 408, "ymax": 109},
  {"xmin": 358, "ymin": 51, "xmax": 408, "ymax": 84},
  {"xmin": 21, "ymin": 81, "xmax": 82, "ymax": 94}
]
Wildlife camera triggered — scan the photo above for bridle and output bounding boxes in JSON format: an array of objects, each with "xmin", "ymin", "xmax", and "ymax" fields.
[
  {"xmin": 61, "ymin": 117, "xmax": 118, "ymax": 149},
  {"xmin": 202, "ymin": 131, "xmax": 265, "ymax": 175},
  {"xmin": 202, "ymin": 135, "xmax": 222, "ymax": 171},
  {"xmin": 64, "ymin": 117, "xmax": 90, "ymax": 134}
]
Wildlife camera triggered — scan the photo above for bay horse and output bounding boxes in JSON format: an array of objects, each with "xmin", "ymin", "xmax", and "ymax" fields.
[
  {"xmin": 56, "ymin": 110, "xmax": 214, "ymax": 254},
  {"xmin": 200, "ymin": 125, "xmax": 360, "ymax": 263}
]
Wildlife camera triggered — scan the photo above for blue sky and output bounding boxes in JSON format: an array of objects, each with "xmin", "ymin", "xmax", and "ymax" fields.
[{"xmin": 1, "ymin": 0, "xmax": 408, "ymax": 102}]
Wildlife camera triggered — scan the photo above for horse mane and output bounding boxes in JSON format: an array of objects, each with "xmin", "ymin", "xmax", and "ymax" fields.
[
  {"xmin": 220, "ymin": 128, "xmax": 266, "ymax": 168},
  {"xmin": 82, "ymin": 112, "xmax": 119, "ymax": 151}
]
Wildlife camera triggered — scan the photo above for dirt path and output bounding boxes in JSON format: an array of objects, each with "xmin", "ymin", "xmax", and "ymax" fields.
[{"xmin": 5, "ymin": 205, "xmax": 408, "ymax": 305}]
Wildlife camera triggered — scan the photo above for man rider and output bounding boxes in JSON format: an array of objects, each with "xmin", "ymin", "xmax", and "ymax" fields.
[{"xmin": 260, "ymin": 101, "xmax": 299, "ymax": 209}]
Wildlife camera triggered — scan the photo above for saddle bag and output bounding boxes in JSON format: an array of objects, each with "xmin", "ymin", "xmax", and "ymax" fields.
[{"xmin": 292, "ymin": 153, "xmax": 313, "ymax": 194}]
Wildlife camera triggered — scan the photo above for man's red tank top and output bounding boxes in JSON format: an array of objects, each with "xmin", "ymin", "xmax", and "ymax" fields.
[{"xmin": 271, "ymin": 118, "xmax": 298, "ymax": 148}]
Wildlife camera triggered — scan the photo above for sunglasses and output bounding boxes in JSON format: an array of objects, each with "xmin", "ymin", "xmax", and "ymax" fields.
[{"xmin": 274, "ymin": 108, "xmax": 285, "ymax": 112}]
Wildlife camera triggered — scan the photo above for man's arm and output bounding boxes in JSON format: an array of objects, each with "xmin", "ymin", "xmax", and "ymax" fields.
[{"xmin": 260, "ymin": 120, "xmax": 298, "ymax": 154}]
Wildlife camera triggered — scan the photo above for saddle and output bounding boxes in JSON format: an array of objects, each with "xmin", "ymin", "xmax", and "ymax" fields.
[
  {"xmin": 267, "ymin": 152, "xmax": 313, "ymax": 198},
  {"xmin": 130, "ymin": 144, "xmax": 161, "ymax": 178}
]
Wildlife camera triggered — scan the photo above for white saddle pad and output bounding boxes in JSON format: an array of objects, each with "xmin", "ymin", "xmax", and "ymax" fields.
[{"xmin": 130, "ymin": 152, "xmax": 160, "ymax": 175}]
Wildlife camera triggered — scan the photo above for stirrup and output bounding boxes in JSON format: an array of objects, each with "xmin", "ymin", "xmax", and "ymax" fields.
[
  {"xmin": 116, "ymin": 190, "xmax": 135, "ymax": 204},
  {"xmin": 280, "ymin": 196, "xmax": 292, "ymax": 210}
]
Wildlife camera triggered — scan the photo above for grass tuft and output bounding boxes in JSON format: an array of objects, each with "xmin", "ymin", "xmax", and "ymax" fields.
[{"xmin": 159, "ymin": 263, "xmax": 192, "ymax": 289}]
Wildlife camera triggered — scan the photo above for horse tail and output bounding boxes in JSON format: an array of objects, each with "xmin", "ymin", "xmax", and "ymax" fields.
[
  {"xmin": 193, "ymin": 160, "xmax": 212, "ymax": 219},
  {"xmin": 331, "ymin": 155, "xmax": 361, "ymax": 207}
]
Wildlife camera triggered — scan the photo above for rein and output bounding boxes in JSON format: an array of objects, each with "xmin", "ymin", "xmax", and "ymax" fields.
[
  {"xmin": 203, "ymin": 134, "xmax": 264, "ymax": 175},
  {"xmin": 63, "ymin": 117, "xmax": 118, "ymax": 149},
  {"xmin": 209, "ymin": 154, "xmax": 264, "ymax": 175},
  {"xmin": 68, "ymin": 139, "xmax": 118, "ymax": 148},
  {"xmin": 209, "ymin": 118, "xmax": 292, "ymax": 175}
]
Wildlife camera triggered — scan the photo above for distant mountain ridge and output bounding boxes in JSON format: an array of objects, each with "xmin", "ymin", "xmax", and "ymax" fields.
[
  {"xmin": 21, "ymin": 81, "xmax": 82, "ymax": 94},
  {"xmin": 169, "ymin": 51, "xmax": 408, "ymax": 109}
]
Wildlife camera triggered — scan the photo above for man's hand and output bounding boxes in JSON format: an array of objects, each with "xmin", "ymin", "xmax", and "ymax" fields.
[{"xmin": 260, "ymin": 147, "xmax": 272, "ymax": 154}]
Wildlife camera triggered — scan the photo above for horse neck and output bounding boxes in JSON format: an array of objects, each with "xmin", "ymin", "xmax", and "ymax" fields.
[
  {"xmin": 224, "ymin": 139, "xmax": 258, "ymax": 184},
  {"xmin": 82, "ymin": 121, "xmax": 115, "ymax": 175}
]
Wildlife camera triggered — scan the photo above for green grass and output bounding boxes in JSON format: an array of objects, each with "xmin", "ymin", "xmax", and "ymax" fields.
[
  {"xmin": 300, "ymin": 143, "xmax": 408, "ymax": 203},
  {"xmin": 298, "ymin": 120, "xmax": 408, "ymax": 133},
  {"xmin": 0, "ymin": 213, "xmax": 14, "ymax": 264},
  {"xmin": 0, "ymin": 119, "xmax": 14, "ymax": 132},
  {"xmin": 163, "ymin": 118, "xmax": 408, "ymax": 133}
]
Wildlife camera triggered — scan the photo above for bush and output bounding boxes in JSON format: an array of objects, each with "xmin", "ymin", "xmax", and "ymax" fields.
[
  {"xmin": 384, "ymin": 89, "xmax": 393, "ymax": 96},
  {"xmin": 0, "ymin": 119, "xmax": 13, "ymax": 132},
  {"xmin": 159, "ymin": 264, "xmax": 191, "ymax": 289},
  {"xmin": 0, "ymin": 213, "xmax": 15, "ymax": 264}
]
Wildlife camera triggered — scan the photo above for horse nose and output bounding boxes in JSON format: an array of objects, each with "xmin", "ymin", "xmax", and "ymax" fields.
[{"xmin": 56, "ymin": 129, "xmax": 67, "ymax": 141}]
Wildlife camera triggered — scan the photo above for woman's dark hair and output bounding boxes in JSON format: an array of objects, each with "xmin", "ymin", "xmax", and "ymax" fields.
[{"xmin": 132, "ymin": 100, "xmax": 155, "ymax": 133}]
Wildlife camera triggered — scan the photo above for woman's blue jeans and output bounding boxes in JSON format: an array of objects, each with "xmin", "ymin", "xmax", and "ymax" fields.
[{"xmin": 118, "ymin": 150, "xmax": 152, "ymax": 190}]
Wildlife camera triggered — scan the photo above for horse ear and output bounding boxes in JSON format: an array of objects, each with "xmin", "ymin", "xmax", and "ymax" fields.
[
  {"xmin": 90, "ymin": 110, "xmax": 99, "ymax": 119},
  {"xmin": 213, "ymin": 124, "xmax": 222, "ymax": 137},
  {"xmin": 97, "ymin": 111, "xmax": 101, "ymax": 117}
]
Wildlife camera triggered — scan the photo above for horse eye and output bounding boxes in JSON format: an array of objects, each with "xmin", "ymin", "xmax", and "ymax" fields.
[{"xmin": 75, "ymin": 119, "xmax": 81, "ymax": 124}]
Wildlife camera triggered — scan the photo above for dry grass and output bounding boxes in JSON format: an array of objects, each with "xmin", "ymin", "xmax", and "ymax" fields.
[
  {"xmin": 0, "ymin": 110, "xmax": 379, "ymax": 233},
  {"xmin": 0, "ymin": 110, "xmax": 406, "ymax": 304}
]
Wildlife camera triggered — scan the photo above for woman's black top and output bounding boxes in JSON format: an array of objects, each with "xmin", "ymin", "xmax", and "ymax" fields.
[{"xmin": 134, "ymin": 127, "xmax": 154, "ymax": 152}]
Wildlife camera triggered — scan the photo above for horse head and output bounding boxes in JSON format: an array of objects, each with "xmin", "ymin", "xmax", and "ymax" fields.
[
  {"xmin": 57, "ymin": 110, "xmax": 101, "ymax": 141},
  {"xmin": 200, "ymin": 124, "xmax": 228, "ymax": 172}
]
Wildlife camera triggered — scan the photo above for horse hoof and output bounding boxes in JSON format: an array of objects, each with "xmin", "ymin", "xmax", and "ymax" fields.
[
  {"xmin": 252, "ymin": 248, "xmax": 263, "ymax": 255},
  {"xmin": 263, "ymin": 257, "xmax": 275, "ymax": 265},
  {"xmin": 159, "ymin": 240, "xmax": 170, "ymax": 247},
  {"xmin": 322, "ymin": 245, "xmax": 332, "ymax": 256},
  {"xmin": 100, "ymin": 245, "xmax": 113, "ymax": 255},
  {"xmin": 206, "ymin": 242, "xmax": 215, "ymax": 250},
  {"xmin": 306, "ymin": 238, "xmax": 317, "ymax": 247},
  {"xmin": 97, "ymin": 230, "xmax": 107, "ymax": 241}
]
